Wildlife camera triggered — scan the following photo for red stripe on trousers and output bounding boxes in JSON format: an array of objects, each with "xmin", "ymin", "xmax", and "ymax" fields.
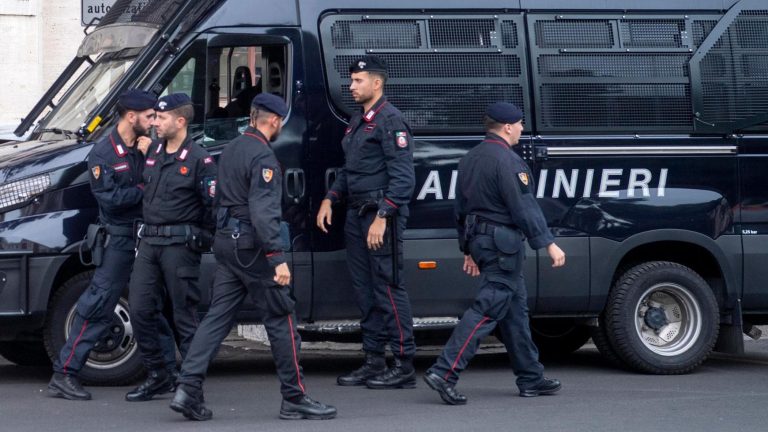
[
  {"xmin": 444, "ymin": 316, "xmax": 490, "ymax": 381},
  {"xmin": 387, "ymin": 285, "xmax": 405, "ymax": 357},
  {"xmin": 287, "ymin": 315, "xmax": 306, "ymax": 394},
  {"xmin": 62, "ymin": 320, "xmax": 89, "ymax": 374}
]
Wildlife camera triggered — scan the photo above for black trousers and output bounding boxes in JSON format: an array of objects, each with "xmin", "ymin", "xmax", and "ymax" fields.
[
  {"xmin": 428, "ymin": 232, "xmax": 544, "ymax": 390},
  {"xmin": 177, "ymin": 230, "xmax": 306, "ymax": 400},
  {"xmin": 344, "ymin": 210, "xmax": 415, "ymax": 359},
  {"xmin": 54, "ymin": 241, "xmax": 177, "ymax": 376},
  {"xmin": 129, "ymin": 240, "xmax": 202, "ymax": 370}
]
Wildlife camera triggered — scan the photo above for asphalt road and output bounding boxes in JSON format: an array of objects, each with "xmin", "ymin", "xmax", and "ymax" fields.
[{"xmin": 2, "ymin": 339, "xmax": 768, "ymax": 432}]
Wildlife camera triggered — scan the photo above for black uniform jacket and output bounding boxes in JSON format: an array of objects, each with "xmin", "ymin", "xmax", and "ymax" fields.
[
  {"xmin": 455, "ymin": 133, "xmax": 554, "ymax": 251},
  {"xmin": 88, "ymin": 127, "xmax": 145, "ymax": 228},
  {"xmin": 141, "ymin": 134, "xmax": 217, "ymax": 229},
  {"xmin": 217, "ymin": 127, "xmax": 286, "ymax": 267},
  {"xmin": 326, "ymin": 96, "xmax": 415, "ymax": 217}
]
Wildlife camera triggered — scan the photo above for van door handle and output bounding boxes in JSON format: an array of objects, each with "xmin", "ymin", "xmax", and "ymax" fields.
[
  {"xmin": 325, "ymin": 167, "xmax": 341, "ymax": 192},
  {"xmin": 285, "ymin": 168, "xmax": 305, "ymax": 204}
]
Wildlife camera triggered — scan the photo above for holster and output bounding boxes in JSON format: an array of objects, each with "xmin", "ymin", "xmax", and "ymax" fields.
[
  {"xmin": 186, "ymin": 226, "xmax": 214, "ymax": 253},
  {"xmin": 82, "ymin": 224, "xmax": 107, "ymax": 266}
]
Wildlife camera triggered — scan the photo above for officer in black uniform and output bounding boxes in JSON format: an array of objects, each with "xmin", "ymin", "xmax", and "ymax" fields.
[
  {"xmin": 423, "ymin": 102, "xmax": 566, "ymax": 405},
  {"xmin": 126, "ymin": 93, "xmax": 217, "ymax": 402},
  {"xmin": 170, "ymin": 93, "xmax": 336, "ymax": 421},
  {"xmin": 48, "ymin": 90, "xmax": 156, "ymax": 400},
  {"xmin": 316, "ymin": 55, "xmax": 417, "ymax": 389}
]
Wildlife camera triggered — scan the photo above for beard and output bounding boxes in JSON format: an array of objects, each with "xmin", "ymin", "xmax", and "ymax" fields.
[
  {"xmin": 270, "ymin": 129, "xmax": 281, "ymax": 142},
  {"xmin": 132, "ymin": 123, "xmax": 150, "ymax": 138}
]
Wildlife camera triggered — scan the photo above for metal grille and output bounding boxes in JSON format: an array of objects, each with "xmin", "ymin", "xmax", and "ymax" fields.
[
  {"xmin": 619, "ymin": 20, "xmax": 685, "ymax": 48},
  {"xmin": 321, "ymin": 14, "xmax": 529, "ymax": 133},
  {"xmin": 692, "ymin": 20, "xmax": 719, "ymax": 46},
  {"xmin": 501, "ymin": 21, "xmax": 519, "ymax": 48},
  {"xmin": 340, "ymin": 84, "xmax": 525, "ymax": 131},
  {"xmin": 538, "ymin": 54, "xmax": 690, "ymax": 78},
  {"xmin": 535, "ymin": 20, "xmax": 615, "ymax": 49},
  {"xmin": 334, "ymin": 54, "xmax": 521, "ymax": 79},
  {"xmin": 695, "ymin": 6, "xmax": 768, "ymax": 130},
  {"xmin": 331, "ymin": 20, "xmax": 421, "ymax": 49},
  {"xmin": 0, "ymin": 173, "xmax": 51, "ymax": 210},
  {"xmin": 539, "ymin": 84, "xmax": 691, "ymax": 129},
  {"xmin": 97, "ymin": 0, "xmax": 184, "ymax": 27},
  {"xmin": 428, "ymin": 19, "xmax": 496, "ymax": 48}
]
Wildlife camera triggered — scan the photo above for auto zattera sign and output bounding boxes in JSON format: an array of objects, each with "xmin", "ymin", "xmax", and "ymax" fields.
[{"xmin": 81, "ymin": 0, "xmax": 146, "ymax": 26}]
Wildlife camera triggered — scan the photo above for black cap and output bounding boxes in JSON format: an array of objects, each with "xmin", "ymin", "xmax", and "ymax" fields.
[
  {"xmin": 155, "ymin": 93, "xmax": 192, "ymax": 112},
  {"xmin": 251, "ymin": 93, "xmax": 289, "ymax": 118},
  {"xmin": 119, "ymin": 89, "xmax": 156, "ymax": 111},
  {"xmin": 486, "ymin": 102, "xmax": 523, "ymax": 124},
  {"xmin": 349, "ymin": 55, "xmax": 388, "ymax": 74}
]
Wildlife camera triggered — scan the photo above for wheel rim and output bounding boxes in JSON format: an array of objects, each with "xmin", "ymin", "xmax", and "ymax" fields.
[
  {"xmin": 633, "ymin": 283, "xmax": 702, "ymax": 357},
  {"xmin": 64, "ymin": 297, "xmax": 138, "ymax": 370}
]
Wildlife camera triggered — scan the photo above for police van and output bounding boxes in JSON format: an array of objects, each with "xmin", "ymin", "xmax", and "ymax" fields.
[{"xmin": 1, "ymin": 0, "xmax": 766, "ymax": 383}]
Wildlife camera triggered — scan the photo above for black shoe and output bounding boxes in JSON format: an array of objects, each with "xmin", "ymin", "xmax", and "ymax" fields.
[
  {"xmin": 337, "ymin": 352, "xmax": 386, "ymax": 386},
  {"xmin": 365, "ymin": 358, "xmax": 416, "ymax": 389},
  {"xmin": 48, "ymin": 373, "xmax": 92, "ymax": 401},
  {"xmin": 280, "ymin": 395, "xmax": 337, "ymax": 420},
  {"xmin": 423, "ymin": 372, "xmax": 467, "ymax": 405},
  {"xmin": 167, "ymin": 369, "xmax": 180, "ymax": 393},
  {"xmin": 125, "ymin": 369, "xmax": 171, "ymax": 402},
  {"xmin": 519, "ymin": 378, "xmax": 561, "ymax": 397},
  {"xmin": 170, "ymin": 387, "xmax": 212, "ymax": 421}
]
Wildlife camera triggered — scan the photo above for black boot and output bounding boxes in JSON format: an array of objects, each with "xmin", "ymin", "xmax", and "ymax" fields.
[
  {"xmin": 365, "ymin": 357, "xmax": 416, "ymax": 389},
  {"xmin": 170, "ymin": 386, "xmax": 212, "ymax": 421},
  {"xmin": 280, "ymin": 395, "xmax": 337, "ymax": 420},
  {"xmin": 48, "ymin": 373, "xmax": 92, "ymax": 401},
  {"xmin": 337, "ymin": 352, "xmax": 386, "ymax": 386},
  {"xmin": 125, "ymin": 369, "xmax": 172, "ymax": 402},
  {"xmin": 519, "ymin": 378, "xmax": 562, "ymax": 397},
  {"xmin": 167, "ymin": 368, "xmax": 180, "ymax": 392},
  {"xmin": 423, "ymin": 372, "xmax": 467, "ymax": 405}
]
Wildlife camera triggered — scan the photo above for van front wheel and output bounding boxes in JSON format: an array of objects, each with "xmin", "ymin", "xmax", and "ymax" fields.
[
  {"xmin": 605, "ymin": 261, "xmax": 719, "ymax": 374},
  {"xmin": 43, "ymin": 271, "xmax": 145, "ymax": 385}
]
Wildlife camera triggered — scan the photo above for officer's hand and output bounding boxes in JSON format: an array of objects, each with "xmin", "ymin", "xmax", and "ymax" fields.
[
  {"xmin": 463, "ymin": 255, "xmax": 480, "ymax": 277},
  {"xmin": 367, "ymin": 216, "xmax": 387, "ymax": 250},
  {"xmin": 547, "ymin": 243, "xmax": 566, "ymax": 267},
  {"xmin": 136, "ymin": 136, "xmax": 152, "ymax": 155},
  {"xmin": 316, "ymin": 199, "xmax": 333, "ymax": 233},
  {"xmin": 274, "ymin": 263, "xmax": 291, "ymax": 286}
]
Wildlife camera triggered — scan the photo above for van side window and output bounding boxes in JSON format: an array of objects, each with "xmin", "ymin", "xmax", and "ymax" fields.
[
  {"xmin": 203, "ymin": 45, "xmax": 288, "ymax": 146},
  {"xmin": 319, "ymin": 14, "xmax": 530, "ymax": 134},
  {"xmin": 153, "ymin": 41, "xmax": 288, "ymax": 147}
]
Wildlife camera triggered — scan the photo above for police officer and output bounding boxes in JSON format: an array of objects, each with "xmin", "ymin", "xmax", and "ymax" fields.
[
  {"xmin": 126, "ymin": 93, "xmax": 217, "ymax": 402},
  {"xmin": 170, "ymin": 94, "xmax": 336, "ymax": 421},
  {"xmin": 423, "ymin": 102, "xmax": 566, "ymax": 405},
  {"xmin": 48, "ymin": 90, "xmax": 160, "ymax": 400},
  {"xmin": 316, "ymin": 55, "xmax": 417, "ymax": 389}
]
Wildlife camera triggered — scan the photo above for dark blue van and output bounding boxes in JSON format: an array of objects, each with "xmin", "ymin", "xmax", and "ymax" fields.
[{"xmin": 1, "ymin": 0, "xmax": 767, "ymax": 383}]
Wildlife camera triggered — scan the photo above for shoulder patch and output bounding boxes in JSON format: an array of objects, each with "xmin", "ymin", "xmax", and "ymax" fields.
[
  {"xmin": 91, "ymin": 166, "xmax": 101, "ymax": 179},
  {"xmin": 259, "ymin": 164, "xmax": 278, "ymax": 188},
  {"xmin": 395, "ymin": 131, "xmax": 409, "ymax": 149},
  {"xmin": 516, "ymin": 171, "xmax": 531, "ymax": 194},
  {"xmin": 262, "ymin": 167, "xmax": 274, "ymax": 183}
]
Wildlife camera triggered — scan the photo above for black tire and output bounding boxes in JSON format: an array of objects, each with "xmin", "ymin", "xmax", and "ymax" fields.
[
  {"xmin": 0, "ymin": 340, "xmax": 52, "ymax": 366},
  {"xmin": 605, "ymin": 261, "xmax": 719, "ymax": 375},
  {"xmin": 529, "ymin": 319, "xmax": 592, "ymax": 359},
  {"xmin": 589, "ymin": 315, "xmax": 627, "ymax": 369},
  {"xmin": 43, "ymin": 271, "xmax": 145, "ymax": 385}
]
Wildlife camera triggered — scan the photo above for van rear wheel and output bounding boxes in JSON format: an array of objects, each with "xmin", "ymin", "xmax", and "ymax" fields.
[
  {"xmin": 43, "ymin": 271, "xmax": 144, "ymax": 385},
  {"xmin": 605, "ymin": 261, "xmax": 718, "ymax": 374}
]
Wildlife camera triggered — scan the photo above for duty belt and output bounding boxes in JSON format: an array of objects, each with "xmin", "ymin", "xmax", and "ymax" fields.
[
  {"xmin": 348, "ymin": 190, "xmax": 384, "ymax": 209},
  {"xmin": 104, "ymin": 224, "xmax": 134, "ymax": 237},
  {"xmin": 474, "ymin": 220, "xmax": 517, "ymax": 236},
  {"xmin": 139, "ymin": 224, "xmax": 189, "ymax": 237}
]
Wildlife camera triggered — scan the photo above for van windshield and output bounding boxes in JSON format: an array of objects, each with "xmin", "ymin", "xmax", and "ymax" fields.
[{"xmin": 43, "ymin": 56, "xmax": 135, "ymax": 134}]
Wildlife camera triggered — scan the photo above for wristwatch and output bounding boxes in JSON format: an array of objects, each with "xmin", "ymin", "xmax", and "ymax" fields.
[{"xmin": 376, "ymin": 209, "xmax": 389, "ymax": 219}]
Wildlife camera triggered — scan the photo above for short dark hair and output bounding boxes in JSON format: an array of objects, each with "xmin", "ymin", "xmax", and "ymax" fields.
[
  {"xmin": 250, "ymin": 107, "xmax": 280, "ymax": 125},
  {"xmin": 116, "ymin": 102, "xmax": 129, "ymax": 118},
  {"xmin": 169, "ymin": 104, "xmax": 195, "ymax": 124},
  {"xmin": 369, "ymin": 71, "xmax": 388, "ymax": 85},
  {"xmin": 483, "ymin": 115, "xmax": 505, "ymax": 132}
]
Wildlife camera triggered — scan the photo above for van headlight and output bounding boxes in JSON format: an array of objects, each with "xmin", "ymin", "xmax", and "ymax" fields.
[{"xmin": 0, "ymin": 173, "xmax": 52, "ymax": 210}]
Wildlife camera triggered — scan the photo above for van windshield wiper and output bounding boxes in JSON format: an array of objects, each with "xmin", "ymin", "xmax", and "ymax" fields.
[{"xmin": 38, "ymin": 128, "xmax": 79, "ymax": 139}]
